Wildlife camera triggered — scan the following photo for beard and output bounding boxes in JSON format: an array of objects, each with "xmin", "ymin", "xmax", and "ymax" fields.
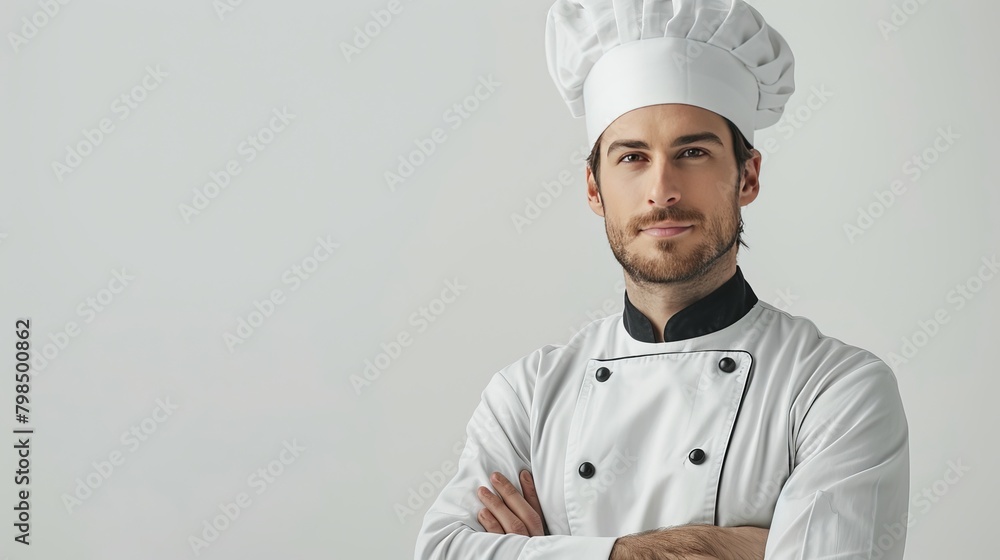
[{"xmin": 604, "ymin": 180, "xmax": 743, "ymax": 285}]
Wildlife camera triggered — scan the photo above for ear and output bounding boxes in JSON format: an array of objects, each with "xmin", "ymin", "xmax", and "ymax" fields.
[
  {"xmin": 586, "ymin": 165, "xmax": 605, "ymax": 217},
  {"xmin": 738, "ymin": 148, "xmax": 762, "ymax": 207}
]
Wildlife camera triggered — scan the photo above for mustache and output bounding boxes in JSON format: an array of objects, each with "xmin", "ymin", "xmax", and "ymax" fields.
[{"xmin": 631, "ymin": 208, "xmax": 703, "ymax": 231}]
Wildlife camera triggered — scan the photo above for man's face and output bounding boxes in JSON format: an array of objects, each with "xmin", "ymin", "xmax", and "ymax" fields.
[{"xmin": 585, "ymin": 103, "xmax": 760, "ymax": 284}]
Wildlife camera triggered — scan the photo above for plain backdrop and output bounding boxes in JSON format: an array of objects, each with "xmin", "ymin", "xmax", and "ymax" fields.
[{"xmin": 0, "ymin": 0, "xmax": 996, "ymax": 558}]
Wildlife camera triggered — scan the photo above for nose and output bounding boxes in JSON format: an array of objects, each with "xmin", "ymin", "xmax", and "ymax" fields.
[{"xmin": 647, "ymin": 165, "xmax": 682, "ymax": 207}]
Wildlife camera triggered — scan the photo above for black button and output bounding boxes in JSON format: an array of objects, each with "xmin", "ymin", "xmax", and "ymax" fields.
[
  {"xmin": 688, "ymin": 448, "xmax": 706, "ymax": 465},
  {"xmin": 595, "ymin": 367, "xmax": 612, "ymax": 382},
  {"xmin": 718, "ymin": 357, "xmax": 736, "ymax": 373},
  {"xmin": 578, "ymin": 462, "xmax": 596, "ymax": 479}
]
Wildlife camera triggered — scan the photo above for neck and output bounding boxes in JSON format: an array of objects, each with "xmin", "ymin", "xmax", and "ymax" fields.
[{"xmin": 624, "ymin": 252, "xmax": 738, "ymax": 343}]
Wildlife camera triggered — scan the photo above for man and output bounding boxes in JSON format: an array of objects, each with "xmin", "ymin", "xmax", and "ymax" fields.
[{"xmin": 414, "ymin": 1, "xmax": 910, "ymax": 559}]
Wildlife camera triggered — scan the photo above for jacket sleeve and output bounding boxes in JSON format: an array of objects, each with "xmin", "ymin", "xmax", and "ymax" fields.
[
  {"xmin": 764, "ymin": 359, "xmax": 910, "ymax": 560},
  {"xmin": 414, "ymin": 361, "xmax": 619, "ymax": 560}
]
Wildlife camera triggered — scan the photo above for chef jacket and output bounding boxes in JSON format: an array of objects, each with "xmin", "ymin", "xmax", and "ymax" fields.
[{"xmin": 414, "ymin": 266, "xmax": 910, "ymax": 560}]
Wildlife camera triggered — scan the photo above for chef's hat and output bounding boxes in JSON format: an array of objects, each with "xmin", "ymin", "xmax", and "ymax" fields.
[{"xmin": 544, "ymin": 0, "xmax": 795, "ymax": 149}]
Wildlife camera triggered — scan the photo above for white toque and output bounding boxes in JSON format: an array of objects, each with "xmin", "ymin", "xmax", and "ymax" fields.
[{"xmin": 545, "ymin": 0, "xmax": 796, "ymax": 149}]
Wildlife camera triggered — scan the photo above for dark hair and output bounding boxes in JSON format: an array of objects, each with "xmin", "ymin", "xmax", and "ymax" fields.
[{"xmin": 586, "ymin": 116, "xmax": 753, "ymax": 249}]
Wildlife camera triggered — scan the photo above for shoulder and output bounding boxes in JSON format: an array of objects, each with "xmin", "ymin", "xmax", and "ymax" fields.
[
  {"xmin": 751, "ymin": 301, "xmax": 903, "ymax": 409},
  {"xmin": 754, "ymin": 300, "xmax": 887, "ymax": 366}
]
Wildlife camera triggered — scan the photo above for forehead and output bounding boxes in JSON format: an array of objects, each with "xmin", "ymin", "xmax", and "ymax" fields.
[{"xmin": 601, "ymin": 103, "xmax": 730, "ymax": 145}]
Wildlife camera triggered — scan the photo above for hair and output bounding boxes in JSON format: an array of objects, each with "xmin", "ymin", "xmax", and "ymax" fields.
[{"xmin": 586, "ymin": 116, "xmax": 753, "ymax": 250}]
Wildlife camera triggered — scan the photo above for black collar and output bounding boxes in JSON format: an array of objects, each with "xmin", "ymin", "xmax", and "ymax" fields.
[{"xmin": 622, "ymin": 266, "xmax": 759, "ymax": 343}]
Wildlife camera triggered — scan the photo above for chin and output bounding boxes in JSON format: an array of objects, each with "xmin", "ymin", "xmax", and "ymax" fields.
[{"xmin": 635, "ymin": 233, "xmax": 688, "ymax": 249}]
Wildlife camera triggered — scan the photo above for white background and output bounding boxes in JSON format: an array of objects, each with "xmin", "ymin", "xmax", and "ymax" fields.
[{"xmin": 0, "ymin": 0, "xmax": 995, "ymax": 558}]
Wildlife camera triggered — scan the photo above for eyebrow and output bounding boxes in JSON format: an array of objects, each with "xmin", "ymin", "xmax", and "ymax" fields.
[{"xmin": 605, "ymin": 132, "xmax": 725, "ymax": 156}]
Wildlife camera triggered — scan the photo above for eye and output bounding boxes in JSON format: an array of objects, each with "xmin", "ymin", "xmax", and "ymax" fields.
[
  {"xmin": 619, "ymin": 153, "xmax": 646, "ymax": 164},
  {"xmin": 679, "ymin": 148, "xmax": 707, "ymax": 158}
]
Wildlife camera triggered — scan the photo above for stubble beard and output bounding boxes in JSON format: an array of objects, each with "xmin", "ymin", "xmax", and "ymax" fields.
[{"xmin": 604, "ymin": 182, "xmax": 742, "ymax": 286}]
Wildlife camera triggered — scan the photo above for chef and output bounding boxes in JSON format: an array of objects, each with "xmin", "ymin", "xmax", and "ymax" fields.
[{"xmin": 414, "ymin": 1, "xmax": 910, "ymax": 559}]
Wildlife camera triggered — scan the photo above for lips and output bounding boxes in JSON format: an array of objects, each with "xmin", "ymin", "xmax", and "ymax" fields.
[
  {"xmin": 642, "ymin": 221, "xmax": 693, "ymax": 230},
  {"xmin": 640, "ymin": 225, "xmax": 692, "ymax": 238}
]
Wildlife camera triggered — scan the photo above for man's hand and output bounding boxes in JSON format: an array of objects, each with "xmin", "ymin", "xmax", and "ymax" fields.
[
  {"xmin": 476, "ymin": 470, "xmax": 549, "ymax": 536},
  {"xmin": 610, "ymin": 524, "xmax": 769, "ymax": 560}
]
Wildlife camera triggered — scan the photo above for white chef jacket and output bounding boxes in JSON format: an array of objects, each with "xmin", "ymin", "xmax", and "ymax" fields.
[{"xmin": 414, "ymin": 266, "xmax": 909, "ymax": 560}]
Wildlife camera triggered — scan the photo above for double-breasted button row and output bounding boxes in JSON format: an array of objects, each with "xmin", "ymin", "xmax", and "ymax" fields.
[
  {"xmin": 581, "ymin": 359, "xmax": 730, "ymax": 480},
  {"xmin": 578, "ymin": 450, "xmax": 706, "ymax": 479},
  {"xmin": 595, "ymin": 358, "xmax": 736, "ymax": 383}
]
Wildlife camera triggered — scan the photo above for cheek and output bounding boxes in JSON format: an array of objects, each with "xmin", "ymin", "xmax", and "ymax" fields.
[
  {"xmin": 692, "ymin": 174, "xmax": 737, "ymax": 203},
  {"xmin": 602, "ymin": 177, "xmax": 649, "ymax": 209},
  {"xmin": 604, "ymin": 209, "xmax": 635, "ymax": 237}
]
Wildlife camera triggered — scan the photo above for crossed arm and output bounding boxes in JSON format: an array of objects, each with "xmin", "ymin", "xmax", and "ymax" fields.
[
  {"xmin": 415, "ymin": 359, "xmax": 909, "ymax": 560},
  {"xmin": 477, "ymin": 469, "xmax": 769, "ymax": 560}
]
